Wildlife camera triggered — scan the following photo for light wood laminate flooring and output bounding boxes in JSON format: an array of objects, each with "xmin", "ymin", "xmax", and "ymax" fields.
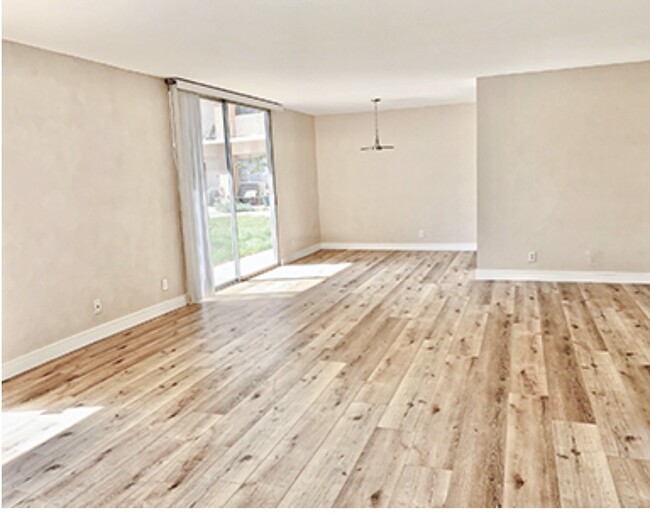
[{"xmin": 3, "ymin": 250, "xmax": 650, "ymax": 507}]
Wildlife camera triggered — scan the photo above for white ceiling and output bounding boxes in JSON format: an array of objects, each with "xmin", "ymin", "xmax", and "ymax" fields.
[{"xmin": 3, "ymin": 0, "xmax": 650, "ymax": 114}]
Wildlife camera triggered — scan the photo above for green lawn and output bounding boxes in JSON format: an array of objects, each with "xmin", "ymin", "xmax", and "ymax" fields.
[{"xmin": 208, "ymin": 213, "xmax": 272, "ymax": 265}]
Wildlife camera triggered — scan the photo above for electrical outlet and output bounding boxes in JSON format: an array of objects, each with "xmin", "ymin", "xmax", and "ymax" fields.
[
  {"xmin": 417, "ymin": 229, "xmax": 425, "ymax": 239},
  {"xmin": 586, "ymin": 249, "xmax": 602, "ymax": 266},
  {"xmin": 93, "ymin": 298, "xmax": 103, "ymax": 314},
  {"xmin": 161, "ymin": 278, "xmax": 169, "ymax": 291},
  {"xmin": 527, "ymin": 251, "xmax": 537, "ymax": 263}
]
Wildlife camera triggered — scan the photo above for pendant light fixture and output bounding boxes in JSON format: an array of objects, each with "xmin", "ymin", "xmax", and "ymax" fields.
[{"xmin": 361, "ymin": 98, "xmax": 394, "ymax": 151}]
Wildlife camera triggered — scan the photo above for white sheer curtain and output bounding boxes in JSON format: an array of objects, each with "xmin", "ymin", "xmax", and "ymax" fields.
[{"xmin": 168, "ymin": 86, "xmax": 215, "ymax": 302}]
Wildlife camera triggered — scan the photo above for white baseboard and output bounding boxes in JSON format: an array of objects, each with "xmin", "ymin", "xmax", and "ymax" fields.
[
  {"xmin": 474, "ymin": 269, "xmax": 650, "ymax": 284},
  {"xmin": 2, "ymin": 296, "xmax": 188, "ymax": 381},
  {"xmin": 280, "ymin": 243, "xmax": 322, "ymax": 264},
  {"xmin": 320, "ymin": 242, "xmax": 477, "ymax": 252},
  {"xmin": 280, "ymin": 241, "xmax": 476, "ymax": 264}
]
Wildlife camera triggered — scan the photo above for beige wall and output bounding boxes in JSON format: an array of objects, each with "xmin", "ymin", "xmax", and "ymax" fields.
[
  {"xmin": 315, "ymin": 104, "xmax": 476, "ymax": 245},
  {"xmin": 2, "ymin": 41, "xmax": 186, "ymax": 363},
  {"xmin": 271, "ymin": 109, "xmax": 321, "ymax": 259},
  {"xmin": 477, "ymin": 61, "xmax": 650, "ymax": 272}
]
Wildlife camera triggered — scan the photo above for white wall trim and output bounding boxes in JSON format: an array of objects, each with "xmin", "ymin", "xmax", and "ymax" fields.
[
  {"xmin": 475, "ymin": 269, "xmax": 650, "ymax": 284},
  {"xmin": 280, "ymin": 243, "xmax": 322, "ymax": 264},
  {"xmin": 2, "ymin": 296, "xmax": 188, "ymax": 381},
  {"xmin": 320, "ymin": 242, "xmax": 477, "ymax": 251}
]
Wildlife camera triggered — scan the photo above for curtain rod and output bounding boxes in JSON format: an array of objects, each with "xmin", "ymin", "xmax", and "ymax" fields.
[{"xmin": 166, "ymin": 77, "xmax": 283, "ymax": 112}]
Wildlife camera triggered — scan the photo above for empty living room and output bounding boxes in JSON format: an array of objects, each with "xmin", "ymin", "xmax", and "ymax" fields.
[{"xmin": 2, "ymin": 0, "xmax": 650, "ymax": 511}]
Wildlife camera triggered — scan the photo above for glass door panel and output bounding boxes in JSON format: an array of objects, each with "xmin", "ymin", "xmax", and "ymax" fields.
[
  {"xmin": 226, "ymin": 103, "xmax": 278, "ymax": 278},
  {"xmin": 199, "ymin": 98, "xmax": 238, "ymax": 286}
]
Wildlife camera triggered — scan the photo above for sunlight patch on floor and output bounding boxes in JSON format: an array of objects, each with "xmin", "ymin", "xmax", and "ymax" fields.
[
  {"xmin": 216, "ymin": 278, "xmax": 322, "ymax": 297},
  {"xmin": 2, "ymin": 406, "xmax": 102, "ymax": 464},
  {"xmin": 215, "ymin": 262, "xmax": 352, "ymax": 298},
  {"xmin": 253, "ymin": 263, "xmax": 351, "ymax": 281}
]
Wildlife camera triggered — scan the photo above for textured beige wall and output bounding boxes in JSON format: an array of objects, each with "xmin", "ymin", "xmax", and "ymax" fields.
[
  {"xmin": 271, "ymin": 109, "xmax": 321, "ymax": 259},
  {"xmin": 315, "ymin": 104, "xmax": 476, "ymax": 245},
  {"xmin": 2, "ymin": 41, "xmax": 186, "ymax": 363},
  {"xmin": 477, "ymin": 61, "xmax": 650, "ymax": 272}
]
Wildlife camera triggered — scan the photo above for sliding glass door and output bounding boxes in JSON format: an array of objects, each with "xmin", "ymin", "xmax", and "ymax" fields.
[
  {"xmin": 226, "ymin": 103, "xmax": 278, "ymax": 277},
  {"xmin": 199, "ymin": 98, "xmax": 278, "ymax": 288}
]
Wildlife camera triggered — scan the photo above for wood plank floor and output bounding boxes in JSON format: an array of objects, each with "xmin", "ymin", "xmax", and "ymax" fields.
[{"xmin": 3, "ymin": 250, "xmax": 650, "ymax": 507}]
